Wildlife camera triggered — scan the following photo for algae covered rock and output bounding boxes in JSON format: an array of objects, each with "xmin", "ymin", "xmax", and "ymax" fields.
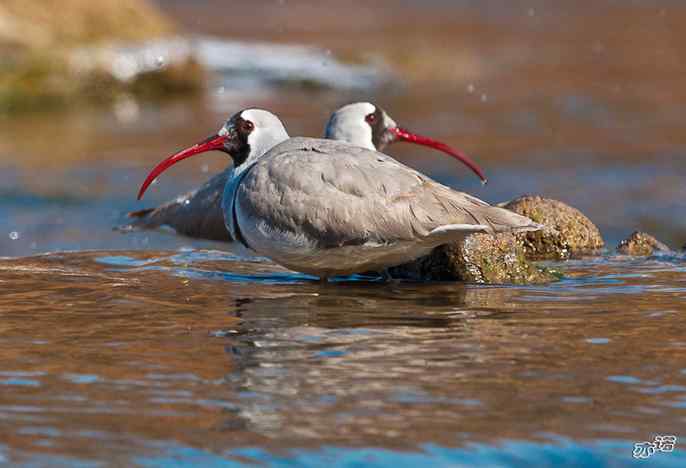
[
  {"xmin": 502, "ymin": 195, "xmax": 604, "ymax": 260},
  {"xmin": 390, "ymin": 232, "xmax": 558, "ymax": 285},
  {"xmin": 617, "ymin": 231, "xmax": 670, "ymax": 256},
  {"xmin": 0, "ymin": 0, "xmax": 204, "ymax": 113}
]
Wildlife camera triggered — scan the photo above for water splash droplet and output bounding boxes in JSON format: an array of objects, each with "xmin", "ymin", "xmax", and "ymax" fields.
[
  {"xmin": 9, "ymin": 231, "xmax": 19, "ymax": 240},
  {"xmin": 113, "ymin": 96, "xmax": 140, "ymax": 123},
  {"xmin": 586, "ymin": 338, "xmax": 610, "ymax": 345}
]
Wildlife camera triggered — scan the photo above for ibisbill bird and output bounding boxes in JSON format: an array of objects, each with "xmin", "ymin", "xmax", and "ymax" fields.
[
  {"xmin": 137, "ymin": 109, "xmax": 540, "ymax": 279},
  {"xmin": 124, "ymin": 102, "xmax": 487, "ymax": 242}
]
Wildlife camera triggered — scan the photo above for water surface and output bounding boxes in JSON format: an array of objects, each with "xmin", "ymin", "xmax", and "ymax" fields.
[{"xmin": 0, "ymin": 251, "xmax": 685, "ymax": 465}]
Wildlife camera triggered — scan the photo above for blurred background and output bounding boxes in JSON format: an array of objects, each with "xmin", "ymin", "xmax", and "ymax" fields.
[{"xmin": 1, "ymin": 0, "xmax": 685, "ymax": 256}]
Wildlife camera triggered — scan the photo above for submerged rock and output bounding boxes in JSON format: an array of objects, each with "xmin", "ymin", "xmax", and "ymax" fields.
[
  {"xmin": 617, "ymin": 231, "xmax": 670, "ymax": 256},
  {"xmin": 390, "ymin": 232, "xmax": 558, "ymax": 285},
  {"xmin": 502, "ymin": 195, "xmax": 604, "ymax": 260}
]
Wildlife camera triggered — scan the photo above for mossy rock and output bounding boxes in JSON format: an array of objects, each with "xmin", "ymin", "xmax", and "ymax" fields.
[
  {"xmin": 617, "ymin": 231, "xmax": 670, "ymax": 256},
  {"xmin": 0, "ymin": 0, "xmax": 205, "ymax": 114},
  {"xmin": 502, "ymin": 195, "xmax": 604, "ymax": 260},
  {"xmin": 390, "ymin": 232, "xmax": 558, "ymax": 285},
  {"xmin": 0, "ymin": 53, "xmax": 205, "ymax": 114}
]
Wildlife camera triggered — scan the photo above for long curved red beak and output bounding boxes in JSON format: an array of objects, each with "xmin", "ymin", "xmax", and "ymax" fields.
[
  {"xmin": 137, "ymin": 134, "xmax": 228, "ymax": 200},
  {"xmin": 390, "ymin": 127, "xmax": 487, "ymax": 184}
]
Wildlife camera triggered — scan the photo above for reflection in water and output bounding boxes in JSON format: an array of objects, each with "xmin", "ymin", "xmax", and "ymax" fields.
[
  {"xmin": 221, "ymin": 267, "xmax": 686, "ymax": 452},
  {"xmin": 0, "ymin": 250, "xmax": 684, "ymax": 464}
]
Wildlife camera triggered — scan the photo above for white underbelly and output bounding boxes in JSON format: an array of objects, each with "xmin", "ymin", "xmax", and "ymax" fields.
[
  {"xmin": 266, "ymin": 240, "xmax": 436, "ymax": 277},
  {"xmin": 236, "ymin": 207, "xmax": 435, "ymax": 276}
]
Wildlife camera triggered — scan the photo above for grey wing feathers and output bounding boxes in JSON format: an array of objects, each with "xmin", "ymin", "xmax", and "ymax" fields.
[
  {"xmin": 123, "ymin": 170, "xmax": 231, "ymax": 242},
  {"xmin": 238, "ymin": 138, "xmax": 541, "ymax": 249},
  {"xmin": 418, "ymin": 184, "xmax": 543, "ymax": 235}
]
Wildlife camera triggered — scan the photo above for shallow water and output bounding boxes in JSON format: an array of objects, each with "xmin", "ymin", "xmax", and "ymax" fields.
[
  {"xmin": 1, "ymin": 0, "xmax": 686, "ymax": 466},
  {"xmin": 0, "ymin": 251, "xmax": 685, "ymax": 466}
]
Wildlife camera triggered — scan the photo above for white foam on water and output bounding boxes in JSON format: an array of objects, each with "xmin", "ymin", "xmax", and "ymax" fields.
[{"xmin": 69, "ymin": 36, "xmax": 392, "ymax": 92}]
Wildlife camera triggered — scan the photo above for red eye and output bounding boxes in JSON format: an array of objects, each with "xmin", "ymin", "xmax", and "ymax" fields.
[
  {"xmin": 365, "ymin": 113, "xmax": 376, "ymax": 124},
  {"xmin": 243, "ymin": 120, "xmax": 254, "ymax": 132}
]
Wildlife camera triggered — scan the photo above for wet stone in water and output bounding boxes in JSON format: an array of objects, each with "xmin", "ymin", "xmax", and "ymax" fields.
[
  {"xmin": 501, "ymin": 195, "xmax": 604, "ymax": 260},
  {"xmin": 617, "ymin": 231, "xmax": 671, "ymax": 256},
  {"xmin": 390, "ymin": 232, "xmax": 557, "ymax": 285}
]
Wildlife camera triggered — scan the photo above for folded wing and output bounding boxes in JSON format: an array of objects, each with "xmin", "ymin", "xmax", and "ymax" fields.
[{"xmin": 236, "ymin": 138, "xmax": 539, "ymax": 249}]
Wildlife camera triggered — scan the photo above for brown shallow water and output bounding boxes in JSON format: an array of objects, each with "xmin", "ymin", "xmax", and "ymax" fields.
[
  {"xmin": 0, "ymin": 250, "xmax": 685, "ymax": 465},
  {"xmin": 1, "ymin": 0, "xmax": 686, "ymax": 466}
]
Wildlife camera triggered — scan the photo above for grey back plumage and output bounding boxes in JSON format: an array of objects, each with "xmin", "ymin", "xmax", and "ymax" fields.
[{"xmin": 233, "ymin": 138, "xmax": 538, "ymax": 250}]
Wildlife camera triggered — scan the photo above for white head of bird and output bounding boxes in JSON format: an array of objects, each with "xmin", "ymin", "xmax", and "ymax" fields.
[
  {"xmin": 137, "ymin": 108, "xmax": 289, "ymax": 200},
  {"xmin": 325, "ymin": 102, "xmax": 397, "ymax": 151},
  {"xmin": 325, "ymin": 102, "xmax": 487, "ymax": 184}
]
